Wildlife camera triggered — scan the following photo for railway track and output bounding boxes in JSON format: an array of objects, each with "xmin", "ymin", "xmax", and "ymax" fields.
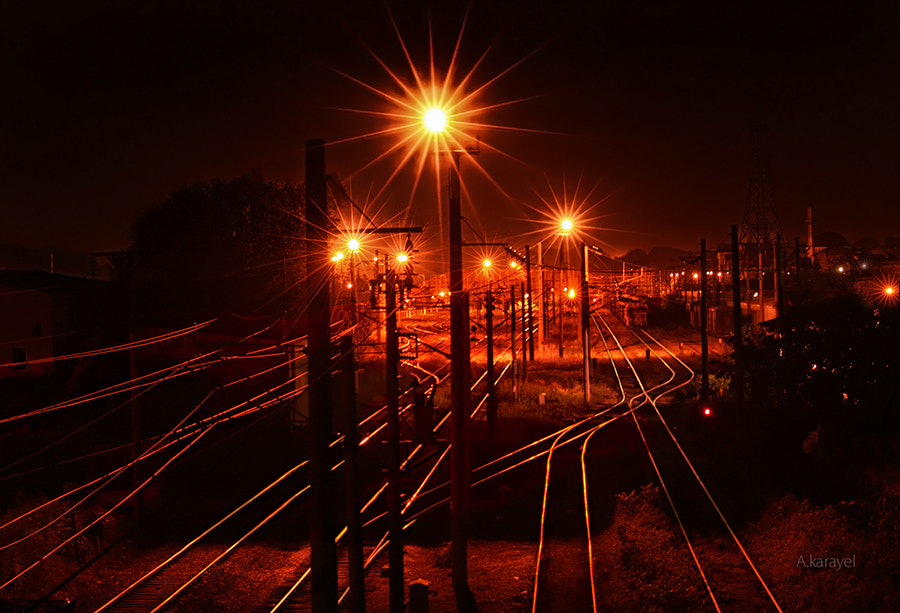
[
  {"xmin": 529, "ymin": 311, "xmax": 692, "ymax": 612},
  {"xmin": 89, "ymin": 322, "xmax": 513, "ymax": 613},
  {"xmin": 592, "ymin": 314, "xmax": 783, "ymax": 611}
]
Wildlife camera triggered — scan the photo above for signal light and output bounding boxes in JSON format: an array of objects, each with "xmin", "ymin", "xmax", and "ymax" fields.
[{"xmin": 703, "ymin": 407, "xmax": 712, "ymax": 417}]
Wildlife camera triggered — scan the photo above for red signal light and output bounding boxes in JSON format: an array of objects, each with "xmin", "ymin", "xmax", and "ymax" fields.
[{"xmin": 703, "ymin": 407, "xmax": 712, "ymax": 417}]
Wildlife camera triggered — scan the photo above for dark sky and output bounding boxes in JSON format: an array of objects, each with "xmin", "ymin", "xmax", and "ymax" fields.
[{"xmin": 3, "ymin": 0, "xmax": 899, "ymax": 265}]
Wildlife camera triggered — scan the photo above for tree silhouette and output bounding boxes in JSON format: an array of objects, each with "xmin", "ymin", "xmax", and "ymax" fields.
[
  {"xmin": 115, "ymin": 175, "xmax": 305, "ymax": 327},
  {"xmin": 745, "ymin": 270, "xmax": 900, "ymax": 451}
]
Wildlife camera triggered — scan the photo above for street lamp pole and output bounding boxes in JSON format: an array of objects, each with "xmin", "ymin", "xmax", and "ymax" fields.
[
  {"xmin": 449, "ymin": 150, "xmax": 472, "ymax": 598},
  {"xmin": 483, "ymin": 260, "xmax": 497, "ymax": 448},
  {"xmin": 581, "ymin": 242, "xmax": 591, "ymax": 404},
  {"xmin": 526, "ymin": 245, "xmax": 535, "ymax": 362}
]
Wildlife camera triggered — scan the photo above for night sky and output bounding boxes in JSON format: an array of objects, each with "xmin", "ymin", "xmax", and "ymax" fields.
[{"xmin": 3, "ymin": 0, "xmax": 899, "ymax": 266}]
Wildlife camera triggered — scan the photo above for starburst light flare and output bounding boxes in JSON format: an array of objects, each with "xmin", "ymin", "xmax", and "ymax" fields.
[{"xmin": 329, "ymin": 9, "xmax": 550, "ymax": 214}]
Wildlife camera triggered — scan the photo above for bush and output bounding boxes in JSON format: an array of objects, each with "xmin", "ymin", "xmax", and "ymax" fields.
[{"xmin": 601, "ymin": 484, "xmax": 710, "ymax": 612}]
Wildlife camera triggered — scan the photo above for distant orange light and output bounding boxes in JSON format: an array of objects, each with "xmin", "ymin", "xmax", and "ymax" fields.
[
  {"xmin": 568, "ymin": 288, "xmax": 576, "ymax": 299},
  {"xmin": 886, "ymin": 286, "xmax": 896, "ymax": 296}
]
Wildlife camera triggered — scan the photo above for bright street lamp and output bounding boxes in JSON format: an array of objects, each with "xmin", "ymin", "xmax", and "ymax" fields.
[
  {"xmin": 348, "ymin": 238, "xmax": 360, "ymax": 252},
  {"xmin": 423, "ymin": 107, "xmax": 448, "ymax": 133},
  {"xmin": 396, "ymin": 253, "xmax": 409, "ymax": 263},
  {"xmin": 561, "ymin": 218, "xmax": 573, "ymax": 233}
]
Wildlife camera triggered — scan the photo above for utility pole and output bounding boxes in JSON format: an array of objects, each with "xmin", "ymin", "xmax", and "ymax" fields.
[
  {"xmin": 775, "ymin": 236, "xmax": 785, "ymax": 318},
  {"xmin": 374, "ymin": 251, "xmax": 383, "ymax": 344},
  {"xmin": 385, "ymin": 270, "xmax": 404, "ymax": 613},
  {"xmin": 557, "ymin": 276, "xmax": 564, "ymax": 359},
  {"xmin": 700, "ymin": 238, "xmax": 709, "ymax": 403},
  {"xmin": 731, "ymin": 225, "xmax": 744, "ymax": 406},
  {"xmin": 537, "ymin": 243, "xmax": 546, "ymax": 350},
  {"xmin": 581, "ymin": 243, "xmax": 591, "ymax": 404},
  {"xmin": 485, "ymin": 287, "xmax": 497, "ymax": 448},
  {"xmin": 520, "ymin": 282, "xmax": 528, "ymax": 381},
  {"xmin": 448, "ymin": 150, "xmax": 472, "ymax": 601},
  {"xmin": 510, "ymin": 284, "xmax": 518, "ymax": 400},
  {"xmin": 338, "ymin": 335, "xmax": 365, "ymax": 613},
  {"xmin": 305, "ymin": 139, "xmax": 338, "ymax": 613},
  {"xmin": 525, "ymin": 245, "xmax": 535, "ymax": 361}
]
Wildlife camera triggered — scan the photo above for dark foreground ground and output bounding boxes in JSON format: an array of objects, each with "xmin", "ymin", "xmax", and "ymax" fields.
[{"xmin": 3, "ymin": 326, "xmax": 900, "ymax": 611}]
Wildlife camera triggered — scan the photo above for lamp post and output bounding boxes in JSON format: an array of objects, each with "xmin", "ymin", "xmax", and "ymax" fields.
[
  {"xmin": 558, "ymin": 218, "xmax": 573, "ymax": 358},
  {"xmin": 561, "ymin": 218, "xmax": 573, "ymax": 292},
  {"xmin": 348, "ymin": 238, "xmax": 360, "ymax": 330},
  {"xmin": 581, "ymin": 242, "xmax": 591, "ymax": 404},
  {"xmin": 424, "ymin": 106, "xmax": 475, "ymax": 598},
  {"xmin": 448, "ymin": 147, "xmax": 473, "ymax": 597},
  {"xmin": 483, "ymin": 259, "xmax": 497, "ymax": 447}
]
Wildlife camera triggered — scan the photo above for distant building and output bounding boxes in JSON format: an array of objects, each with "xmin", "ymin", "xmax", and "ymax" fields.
[{"xmin": 0, "ymin": 270, "xmax": 110, "ymax": 377}]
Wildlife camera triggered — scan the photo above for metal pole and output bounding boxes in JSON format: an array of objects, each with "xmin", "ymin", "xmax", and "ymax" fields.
[
  {"xmin": 581, "ymin": 243, "xmax": 591, "ymax": 404},
  {"xmin": 758, "ymin": 250, "xmax": 764, "ymax": 315},
  {"xmin": 374, "ymin": 251, "xmax": 382, "ymax": 344},
  {"xmin": 700, "ymin": 238, "xmax": 709, "ymax": 403},
  {"xmin": 776, "ymin": 236, "xmax": 785, "ymax": 319},
  {"xmin": 731, "ymin": 225, "xmax": 744, "ymax": 405},
  {"xmin": 305, "ymin": 139, "xmax": 338, "ymax": 613},
  {"xmin": 538, "ymin": 243, "xmax": 550, "ymax": 354},
  {"xmin": 773, "ymin": 241, "xmax": 780, "ymax": 313},
  {"xmin": 525, "ymin": 245, "xmax": 535, "ymax": 361},
  {"xmin": 537, "ymin": 243, "xmax": 546, "ymax": 349},
  {"xmin": 385, "ymin": 270, "xmax": 404, "ymax": 613},
  {"xmin": 485, "ymin": 286, "xmax": 497, "ymax": 448},
  {"xmin": 448, "ymin": 151, "xmax": 471, "ymax": 597},
  {"xmin": 349, "ymin": 253, "xmax": 358, "ymax": 335},
  {"xmin": 338, "ymin": 335, "xmax": 365, "ymax": 613},
  {"xmin": 520, "ymin": 282, "xmax": 528, "ymax": 381},
  {"xmin": 557, "ymin": 274, "xmax": 564, "ymax": 359},
  {"xmin": 510, "ymin": 284, "xmax": 518, "ymax": 400}
]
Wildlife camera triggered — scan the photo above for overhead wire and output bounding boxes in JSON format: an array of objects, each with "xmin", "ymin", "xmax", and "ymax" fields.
[
  {"xmin": 0, "ymin": 424, "xmax": 214, "ymax": 593},
  {"xmin": 0, "ymin": 319, "xmax": 215, "ymax": 369},
  {"xmin": 0, "ymin": 385, "xmax": 220, "ymax": 552},
  {"xmin": 0, "ymin": 350, "xmax": 221, "ymax": 475}
]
